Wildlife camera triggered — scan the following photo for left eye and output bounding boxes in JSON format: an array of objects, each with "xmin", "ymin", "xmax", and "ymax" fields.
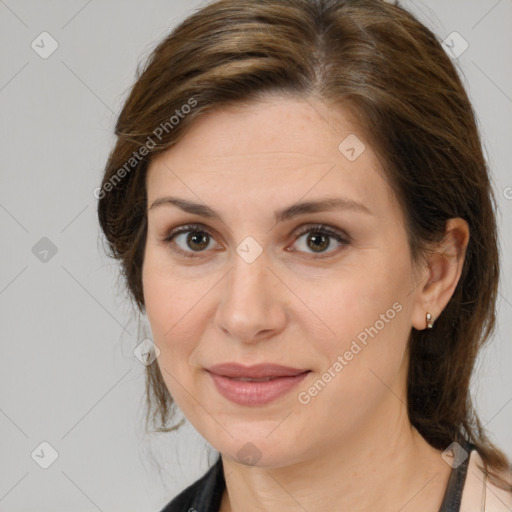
[{"xmin": 290, "ymin": 225, "xmax": 350, "ymax": 256}]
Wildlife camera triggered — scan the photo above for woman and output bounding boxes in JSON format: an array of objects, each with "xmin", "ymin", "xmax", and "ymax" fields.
[{"xmin": 97, "ymin": 0, "xmax": 512, "ymax": 510}]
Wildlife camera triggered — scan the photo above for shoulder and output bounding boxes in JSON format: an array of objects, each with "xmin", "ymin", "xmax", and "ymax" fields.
[
  {"xmin": 460, "ymin": 448, "xmax": 512, "ymax": 512},
  {"xmin": 158, "ymin": 456, "xmax": 225, "ymax": 512}
]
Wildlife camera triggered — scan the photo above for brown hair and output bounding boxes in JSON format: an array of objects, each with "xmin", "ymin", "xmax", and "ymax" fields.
[{"xmin": 97, "ymin": 0, "xmax": 511, "ymax": 488}]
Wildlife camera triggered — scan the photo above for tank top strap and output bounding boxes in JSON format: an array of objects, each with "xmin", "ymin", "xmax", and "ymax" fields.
[{"xmin": 438, "ymin": 440, "xmax": 476, "ymax": 512}]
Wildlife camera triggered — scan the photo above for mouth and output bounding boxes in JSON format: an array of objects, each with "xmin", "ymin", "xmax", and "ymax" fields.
[
  {"xmin": 206, "ymin": 363, "xmax": 311, "ymax": 406},
  {"xmin": 228, "ymin": 376, "xmax": 285, "ymax": 382}
]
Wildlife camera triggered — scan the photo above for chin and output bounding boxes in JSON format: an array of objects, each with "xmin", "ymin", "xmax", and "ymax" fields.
[{"xmin": 197, "ymin": 418, "xmax": 311, "ymax": 469}]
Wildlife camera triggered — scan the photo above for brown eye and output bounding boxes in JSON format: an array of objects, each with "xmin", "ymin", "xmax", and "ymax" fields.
[
  {"xmin": 163, "ymin": 224, "xmax": 220, "ymax": 258},
  {"xmin": 291, "ymin": 224, "xmax": 350, "ymax": 256},
  {"xmin": 186, "ymin": 231, "xmax": 210, "ymax": 251},
  {"xmin": 306, "ymin": 232, "xmax": 331, "ymax": 252}
]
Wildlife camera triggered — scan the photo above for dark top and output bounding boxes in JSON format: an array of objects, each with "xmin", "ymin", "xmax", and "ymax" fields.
[{"xmin": 159, "ymin": 441, "xmax": 475, "ymax": 512}]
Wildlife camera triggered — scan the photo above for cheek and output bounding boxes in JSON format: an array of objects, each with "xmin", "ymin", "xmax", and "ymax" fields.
[
  {"xmin": 142, "ymin": 266, "xmax": 206, "ymax": 412},
  {"xmin": 306, "ymin": 260, "xmax": 408, "ymax": 337},
  {"xmin": 142, "ymin": 255, "xmax": 205, "ymax": 361},
  {"xmin": 300, "ymin": 251, "xmax": 413, "ymax": 384},
  {"xmin": 291, "ymin": 272, "xmax": 412, "ymax": 440}
]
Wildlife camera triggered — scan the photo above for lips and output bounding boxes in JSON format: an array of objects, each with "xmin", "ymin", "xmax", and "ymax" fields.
[
  {"xmin": 207, "ymin": 363, "xmax": 309, "ymax": 379},
  {"xmin": 206, "ymin": 363, "xmax": 310, "ymax": 406}
]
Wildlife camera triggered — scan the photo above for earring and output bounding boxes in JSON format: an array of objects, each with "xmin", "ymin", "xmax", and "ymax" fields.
[{"xmin": 426, "ymin": 312, "xmax": 435, "ymax": 329}]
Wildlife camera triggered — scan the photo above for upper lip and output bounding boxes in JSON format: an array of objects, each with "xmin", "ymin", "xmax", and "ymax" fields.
[{"xmin": 207, "ymin": 363, "xmax": 310, "ymax": 379}]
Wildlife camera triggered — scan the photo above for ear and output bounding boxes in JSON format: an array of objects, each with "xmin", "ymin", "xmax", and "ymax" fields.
[{"xmin": 411, "ymin": 218, "xmax": 470, "ymax": 330}]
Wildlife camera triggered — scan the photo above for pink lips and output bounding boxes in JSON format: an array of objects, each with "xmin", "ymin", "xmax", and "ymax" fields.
[{"xmin": 206, "ymin": 363, "xmax": 310, "ymax": 406}]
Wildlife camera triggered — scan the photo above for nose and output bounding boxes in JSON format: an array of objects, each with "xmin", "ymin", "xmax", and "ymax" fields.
[{"xmin": 214, "ymin": 250, "xmax": 287, "ymax": 344}]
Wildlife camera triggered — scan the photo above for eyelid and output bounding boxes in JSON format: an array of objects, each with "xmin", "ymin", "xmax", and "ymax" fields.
[
  {"xmin": 292, "ymin": 223, "xmax": 350, "ymax": 243},
  {"xmin": 164, "ymin": 222, "xmax": 218, "ymax": 241}
]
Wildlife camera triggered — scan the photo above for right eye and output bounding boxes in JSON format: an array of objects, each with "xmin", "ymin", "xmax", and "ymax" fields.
[{"xmin": 163, "ymin": 224, "xmax": 222, "ymax": 259}]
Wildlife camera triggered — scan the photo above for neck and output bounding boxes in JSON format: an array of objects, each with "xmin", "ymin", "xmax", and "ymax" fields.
[{"xmin": 219, "ymin": 409, "xmax": 452, "ymax": 512}]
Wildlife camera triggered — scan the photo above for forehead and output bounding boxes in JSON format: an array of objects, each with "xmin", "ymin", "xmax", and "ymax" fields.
[{"xmin": 146, "ymin": 95, "xmax": 397, "ymax": 219}]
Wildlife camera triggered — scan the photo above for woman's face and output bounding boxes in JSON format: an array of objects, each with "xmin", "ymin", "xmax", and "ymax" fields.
[{"xmin": 143, "ymin": 95, "xmax": 427, "ymax": 467}]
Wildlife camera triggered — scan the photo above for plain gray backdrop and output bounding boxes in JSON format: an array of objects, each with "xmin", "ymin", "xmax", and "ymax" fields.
[{"xmin": 1, "ymin": 0, "xmax": 511, "ymax": 510}]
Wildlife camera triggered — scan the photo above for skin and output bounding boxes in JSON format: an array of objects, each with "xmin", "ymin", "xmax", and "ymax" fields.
[{"xmin": 142, "ymin": 95, "xmax": 470, "ymax": 512}]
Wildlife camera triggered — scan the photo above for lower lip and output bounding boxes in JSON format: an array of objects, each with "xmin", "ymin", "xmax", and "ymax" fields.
[{"xmin": 207, "ymin": 371, "xmax": 310, "ymax": 406}]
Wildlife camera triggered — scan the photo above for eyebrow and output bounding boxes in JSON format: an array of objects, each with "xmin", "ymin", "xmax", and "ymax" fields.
[{"xmin": 148, "ymin": 196, "xmax": 373, "ymax": 223}]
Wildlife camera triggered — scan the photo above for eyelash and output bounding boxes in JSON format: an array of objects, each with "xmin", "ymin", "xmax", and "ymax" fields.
[{"xmin": 162, "ymin": 223, "xmax": 351, "ymax": 260}]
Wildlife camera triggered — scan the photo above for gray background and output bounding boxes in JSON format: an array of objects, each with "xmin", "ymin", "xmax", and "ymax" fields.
[{"xmin": 1, "ymin": 0, "xmax": 511, "ymax": 510}]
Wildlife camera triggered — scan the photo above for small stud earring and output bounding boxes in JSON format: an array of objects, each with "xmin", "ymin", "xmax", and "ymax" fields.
[{"xmin": 426, "ymin": 312, "xmax": 435, "ymax": 329}]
